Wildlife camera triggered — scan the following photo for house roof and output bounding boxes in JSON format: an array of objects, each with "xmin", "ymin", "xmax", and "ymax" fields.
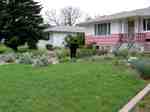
[
  {"xmin": 45, "ymin": 26, "xmax": 85, "ymax": 33},
  {"xmin": 78, "ymin": 7, "xmax": 150, "ymax": 26}
]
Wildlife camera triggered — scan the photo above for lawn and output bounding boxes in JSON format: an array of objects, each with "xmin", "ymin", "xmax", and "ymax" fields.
[{"xmin": 0, "ymin": 62, "xmax": 145, "ymax": 112}]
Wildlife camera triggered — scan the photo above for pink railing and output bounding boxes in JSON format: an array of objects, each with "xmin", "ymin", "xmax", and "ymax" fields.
[
  {"xmin": 120, "ymin": 33, "xmax": 146, "ymax": 42},
  {"xmin": 86, "ymin": 33, "xmax": 146, "ymax": 45}
]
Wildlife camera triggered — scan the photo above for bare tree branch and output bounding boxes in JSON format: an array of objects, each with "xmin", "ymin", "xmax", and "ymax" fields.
[
  {"xmin": 61, "ymin": 6, "xmax": 81, "ymax": 26},
  {"xmin": 45, "ymin": 9, "xmax": 61, "ymax": 26},
  {"xmin": 45, "ymin": 6, "xmax": 82, "ymax": 26}
]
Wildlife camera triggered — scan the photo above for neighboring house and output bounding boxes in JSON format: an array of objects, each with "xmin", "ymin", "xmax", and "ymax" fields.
[
  {"xmin": 38, "ymin": 26, "xmax": 85, "ymax": 48},
  {"xmin": 78, "ymin": 7, "xmax": 150, "ymax": 52}
]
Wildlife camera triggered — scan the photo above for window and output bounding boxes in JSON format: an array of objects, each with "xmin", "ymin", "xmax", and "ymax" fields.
[
  {"xmin": 94, "ymin": 23, "xmax": 111, "ymax": 35},
  {"xmin": 143, "ymin": 18, "xmax": 150, "ymax": 31}
]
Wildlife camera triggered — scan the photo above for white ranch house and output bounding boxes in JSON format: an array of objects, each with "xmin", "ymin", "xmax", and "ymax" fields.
[
  {"xmin": 38, "ymin": 26, "xmax": 85, "ymax": 48},
  {"xmin": 78, "ymin": 7, "xmax": 150, "ymax": 52}
]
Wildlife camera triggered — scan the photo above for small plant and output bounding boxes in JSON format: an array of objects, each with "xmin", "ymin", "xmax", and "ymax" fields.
[
  {"xmin": 77, "ymin": 48, "xmax": 96, "ymax": 58},
  {"xmin": 16, "ymin": 52, "xmax": 33, "ymax": 64},
  {"xmin": 55, "ymin": 48, "xmax": 70, "ymax": 60},
  {"xmin": 97, "ymin": 49, "xmax": 108, "ymax": 56},
  {"xmin": 32, "ymin": 55, "xmax": 49, "ymax": 67},
  {"xmin": 59, "ymin": 57, "xmax": 71, "ymax": 63},
  {"xmin": 46, "ymin": 44, "xmax": 53, "ymax": 50}
]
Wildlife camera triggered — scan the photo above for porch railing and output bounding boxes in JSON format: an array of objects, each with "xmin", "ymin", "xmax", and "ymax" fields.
[
  {"xmin": 120, "ymin": 33, "xmax": 146, "ymax": 42},
  {"xmin": 86, "ymin": 33, "xmax": 146, "ymax": 45}
]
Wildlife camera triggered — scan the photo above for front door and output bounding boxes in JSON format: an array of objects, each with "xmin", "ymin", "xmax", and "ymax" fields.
[{"xmin": 128, "ymin": 20, "xmax": 135, "ymax": 36}]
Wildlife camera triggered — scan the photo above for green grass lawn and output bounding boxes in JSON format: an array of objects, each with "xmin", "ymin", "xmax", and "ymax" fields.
[{"xmin": 0, "ymin": 62, "xmax": 145, "ymax": 112}]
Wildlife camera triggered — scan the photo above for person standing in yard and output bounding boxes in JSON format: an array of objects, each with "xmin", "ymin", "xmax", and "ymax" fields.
[
  {"xmin": 70, "ymin": 41, "xmax": 79, "ymax": 58},
  {"xmin": 65, "ymin": 35, "xmax": 79, "ymax": 59}
]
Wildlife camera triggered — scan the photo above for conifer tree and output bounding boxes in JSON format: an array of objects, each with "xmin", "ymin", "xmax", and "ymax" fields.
[{"xmin": 0, "ymin": 0, "xmax": 46, "ymax": 50}]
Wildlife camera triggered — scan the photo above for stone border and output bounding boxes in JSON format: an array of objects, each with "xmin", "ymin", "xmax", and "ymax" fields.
[{"xmin": 119, "ymin": 84, "xmax": 150, "ymax": 112}]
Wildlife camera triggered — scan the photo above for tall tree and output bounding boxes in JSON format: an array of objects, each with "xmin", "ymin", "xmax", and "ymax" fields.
[
  {"xmin": 61, "ymin": 6, "xmax": 81, "ymax": 26},
  {"xmin": 45, "ymin": 6, "xmax": 82, "ymax": 26},
  {"xmin": 0, "ymin": 0, "xmax": 8, "ymax": 41},
  {"xmin": 0, "ymin": 0, "xmax": 46, "ymax": 50}
]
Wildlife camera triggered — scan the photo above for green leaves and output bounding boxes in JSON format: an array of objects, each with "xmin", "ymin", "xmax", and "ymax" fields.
[{"xmin": 0, "ymin": 0, "xmax": 46, "ymax": 50}]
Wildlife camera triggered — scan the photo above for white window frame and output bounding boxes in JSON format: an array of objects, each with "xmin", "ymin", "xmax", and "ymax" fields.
[
  {"xmin": 143, "ymin": 18, "xmax": 150, "ymax": 31},
  {"xmin": 95, "ymin": 23, "xmax": 111, "ymax": 36}
]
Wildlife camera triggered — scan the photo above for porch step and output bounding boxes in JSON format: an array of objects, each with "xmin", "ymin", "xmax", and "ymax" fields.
[{"xmin": 144, "ymin": 42, "xmax": 150, "ymax": 52}]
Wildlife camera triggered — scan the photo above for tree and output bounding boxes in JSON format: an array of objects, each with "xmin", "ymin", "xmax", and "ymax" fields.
[
  {"xmin": 45, "ymin": 9, "xmax": 62, "ymax": 26},
  {"xmin": 0, "ymin": 0, "xmax": 46, "ymax": 51},
  {"xmin": 0, "ymin": 0, "xmax": 8, "ymax": 41},
  {"xmin": 61, "ymin": 6, "xmax": 81, "ymax": 26},
  {"xmin": 45, "ymin": 6, "xmax": 82, "ymax": 26}
]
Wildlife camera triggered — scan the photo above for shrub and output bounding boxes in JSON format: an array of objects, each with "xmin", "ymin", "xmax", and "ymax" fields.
[
  {"xmin": 59, "ymin": 57, "xmax": 71, "ymax": 63},
  {"xmin": 16, "ymin": 52, "xmax": 33, "ymax": 64},
  {"xmin": 17, "ymin": 45, "xmax": 30, "ymax": 53},
  {"xmin": 46, "ymin": 44, "xmax": 53, "ymax": 50},
  {"xmin": 129, "ymin": 59, "xmax": 150, "ymax": 79},
  {"xmin": 55, "ymin": 48, "xmax": 70, "ymax": 60},
  {"xmin": 90, "ymin": 55, "xmax": 104, "ymax": 62},
  {"xmin": 16, "ymin": 50, "xmax": 50, "ymax": 67},
  {"xmin": 77, "ymin": 48, "xmax": 96, "ymax": 58},
  {"xmin": 0, "ymin": 44, "xmax": 12, "ymax": 54},
  {"xmin": 32, "ymin": 55, "xmax": 49, "ymax": 67},
  {"xmin": 129, "ymin": 51, "xmax": 138, "ymax": 57},
  {"xmin": 31, "ymin": 50, "xmax": 47, "ymax": 57},
  {"xmin": 96, "ymin": 49, "xmax": 108, "ymax": 56},
  {"xmin": 113, "ymin": 49, "xmax": 129, "ymax": 59}
]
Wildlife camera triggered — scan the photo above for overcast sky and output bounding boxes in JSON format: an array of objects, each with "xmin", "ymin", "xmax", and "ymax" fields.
[{"xmin": 35, "ymin": 0, "xmax": 150, "ymax": 21}]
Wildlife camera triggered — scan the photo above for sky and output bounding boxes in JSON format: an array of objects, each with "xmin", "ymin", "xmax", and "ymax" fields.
[{"xmin": 35, "ymin": 0, "xmax": 150, "ymax": 21}]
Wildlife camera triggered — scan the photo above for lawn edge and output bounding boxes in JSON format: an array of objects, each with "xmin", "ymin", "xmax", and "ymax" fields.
[{"xmin": 119, "ymin": 84, "xmax": 150, "ymax": 112}]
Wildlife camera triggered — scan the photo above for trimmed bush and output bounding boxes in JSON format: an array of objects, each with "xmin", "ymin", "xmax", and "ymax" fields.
[
  {"xmin": 129, "ymin": 59, "xmax": 150, "ymax": 79},
  {"xmin": 77, "ymin": 48, "xmax": 96, "ymax": 58},
  {"xmin": 113, "ymin": 49, "xmax": 129, "ymax": 59}
]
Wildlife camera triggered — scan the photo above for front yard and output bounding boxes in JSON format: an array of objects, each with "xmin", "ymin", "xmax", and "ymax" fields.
[{"xmin": 0, "ymin": 62, "xmax": 145, "ymax": 112}]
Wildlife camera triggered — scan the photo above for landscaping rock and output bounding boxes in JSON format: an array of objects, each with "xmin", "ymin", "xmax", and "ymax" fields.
[
  {"xmin": 0, "ymin": 56, "xmax": 4, "ymax": 64},
  {"xmin": 47, "ymin": 51, "xmax": 59, "ymax": 64}
]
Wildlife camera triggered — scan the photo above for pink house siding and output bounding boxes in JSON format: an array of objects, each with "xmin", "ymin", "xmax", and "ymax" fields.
[
  {"xmin": 85, "ymin": 34, "xmax": 120, "ymax": 45},
  {"xmin": 85, "ymin": 32, "xmax": 150, "ymax": 46}
]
